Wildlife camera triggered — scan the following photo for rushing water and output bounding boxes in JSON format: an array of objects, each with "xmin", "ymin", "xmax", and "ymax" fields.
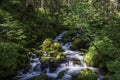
[{"xmin": 15, "ymin": 31, "xmax": 104, "ymax": 80}]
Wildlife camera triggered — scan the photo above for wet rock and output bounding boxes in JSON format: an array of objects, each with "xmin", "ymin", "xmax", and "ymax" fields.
[
  {"xmin": 30, "ymin": 73, "xmax": 48, "ymax": 80},
  {"xmin": 41, "ymin": 61, "xmax": 49, "ymax": 71},
  {"xmin": 71, "ymin": 58, "xmax": 81, "ymax": 65},
  {"xmin": 57, "ymin": 71, "xmax": 65, "ymax": 79}
]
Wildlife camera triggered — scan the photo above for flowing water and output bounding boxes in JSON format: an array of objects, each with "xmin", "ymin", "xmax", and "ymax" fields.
[{"xmin": 15, "ymin": 31, "xmax": 104, "ymax": 80}]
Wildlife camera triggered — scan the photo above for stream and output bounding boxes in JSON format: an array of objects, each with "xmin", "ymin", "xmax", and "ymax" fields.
[{"xmin": 15, "ymin": 31, "xmax": 104, "ymax": 80}]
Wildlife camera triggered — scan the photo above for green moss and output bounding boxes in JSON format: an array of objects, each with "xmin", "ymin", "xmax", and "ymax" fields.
[
  {"xmin": 41, "ymin": 57, "xmax": 52, "ymax": 62},
  {"xmin": 84, "ymin": 46, "xmax": 103, "ymax": 67},
  {"xmin": 40, "ymin": 38, "xmax": 63, "ymax": 53},
  {"xmin": 40, "ymin": 38, "xmax": 53, "ymax": 51},
  {"xmin": 56, "ymin": 52, "xmax": 66, "ymax": 60},
  {"xmin": 72, "ymin": 68, "xmax": 97, "ymax": 80},
  {"xmin": 51, "ymin": 42, "xmax": 62, "ymax": 51}
]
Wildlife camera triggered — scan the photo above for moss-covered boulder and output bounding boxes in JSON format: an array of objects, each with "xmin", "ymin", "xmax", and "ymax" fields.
[
  {"xmin": 72, "ymin": 68, "xmax": 97, "ymax": 80},
  {"xmin": 61, "ymin": 30, "xmax": 76, "ymax": 42},
  {"xmin": 84, "ymin": 46, "xmax": 103, "ymax": 67},
  {"xmin": 56, "ymin": 52, "xmax": 66, "ymax": 60},
  {"xmin": 70, "ymin": 36, "xmax": 90, "ymax": 50},
  {"xmin": 40, "ymin": 38, "xmax": 63, "ymax": 52},
  {"xmin": 51, "ymin": 42, "xmax": 62, "ymax": 51},
  {"xmin": 40, "ymin": 38, "xmax": 53, "ymax": 51}
]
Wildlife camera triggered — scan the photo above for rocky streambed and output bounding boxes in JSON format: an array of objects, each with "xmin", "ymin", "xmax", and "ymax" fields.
[{"xmin": 15, "ymin": 31, "xmax": 104, "ymax": 80}]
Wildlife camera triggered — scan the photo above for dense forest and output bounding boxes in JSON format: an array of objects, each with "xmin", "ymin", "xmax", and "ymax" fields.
[{"xmin": 0, "ymin": 0, "xmax": 120, "ymax": 80}]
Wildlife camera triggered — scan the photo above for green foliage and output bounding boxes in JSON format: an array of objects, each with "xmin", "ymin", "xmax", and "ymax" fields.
[
  {"xmin": 71, "ymin": 36, "xmax": 89, "ymax": 50},
  {"xmin": 41, "ymin": 57, "xmax": 52, "ymax": 62},
  {"xmin": 106, "ymin": 60, "xmax": 120, "ymax": 80},
  {"xmin": 0, "ymin": 0, "xmax": 120, "ymax": 79},
  {"xmin": 62, "ymin": 30, "xmax": 76, "ymax": 42},
  {"xmin": 72, "ymin": 68, "xmax": 97, "ymax": 80},
  {"xmin": 0, "ymin": 42, "xmax": 19, "ymax": 79},
  {"xmin": 84, "ymin": 46, "xmax": 103, "ymax": 67}
]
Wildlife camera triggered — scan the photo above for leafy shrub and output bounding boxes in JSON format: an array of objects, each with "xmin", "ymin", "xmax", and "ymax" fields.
[
  {"xmin": 0, "ymin": 42, "xmax": 19, "ymax": 79},
  {"xmin": 105, "ymin": 60, "xmax": 120, "ymax": 80}
]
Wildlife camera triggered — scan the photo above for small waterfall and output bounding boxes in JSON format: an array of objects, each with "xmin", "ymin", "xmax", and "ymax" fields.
[
  {"xmin": 62, "ymin": 42, "xmax": 72, "ymax": 50},
  {"xmin": 15, "ymin": 31, "xmax": 104, "ymax": 80},
  {"xmin": 15, "ymin": 54, "xmax": 41, "ymax": 80},
  {"xmin": 46, "ymin": 31, "xmax": 103, "ymax": 80},
  {"xmin": 54, "ymin": 31, "xmax": 67, "ymax": 42}
]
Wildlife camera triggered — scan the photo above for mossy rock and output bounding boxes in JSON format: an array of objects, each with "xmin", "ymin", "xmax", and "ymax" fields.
[
  {"xmin": 70, "ymin": 44, "xmax": 78, "ymax": 50},
  {"xmin": 41, "ymin": 56, "xmax": 52, "ymax": 62},
  {"xmin": 79, "ymin": 68, "xmax": 97, "ymax": 80},
  {"xmin": 56, "ymin": 52, "xmax": 66, "ymax": 60},
  {"xmin": 72, "ymin": 58, "xmax": 81, "ymax": 65},
  {"xmin": 40, "ymin": 38, "xmax": 53, "ymax": 50},
  {"xmin": 61, "ymin": 30, "xmax": 76, "ymax": 42},
  {"xmin": 70, "ymin": 36, "xmax": 90, "ymax": 50},
  {"xmin": 40, "ymin": 38, "xmax": 63, "ymax": 53},
  {"xmin": 51, "ymin": 42, "xmax": 62, "ymax": 51},
  {"xmin": 72, "ymin": 68, "xmax": 97, "ymax": 80},
  {"xmin": 83, "ymin": 46, "xmax": 103, "ymax": 67},
  {"xmin": 32, "ymin": 73, "xmax": 48, "ymax": 80}
]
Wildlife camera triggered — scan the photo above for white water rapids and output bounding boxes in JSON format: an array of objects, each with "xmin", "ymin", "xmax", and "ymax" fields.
[{"xmin": 15, "ymin": 31, "xmax": 104, "ymax": 80}]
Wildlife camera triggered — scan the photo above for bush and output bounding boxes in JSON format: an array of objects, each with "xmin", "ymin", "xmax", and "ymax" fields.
[
  {"xmin": 0, "ymin": 42, "xmax": 19, "ymax": 79},
  {"xmin": 105, "ymin": 60, "xmax": 120, "ymax": 80}
]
